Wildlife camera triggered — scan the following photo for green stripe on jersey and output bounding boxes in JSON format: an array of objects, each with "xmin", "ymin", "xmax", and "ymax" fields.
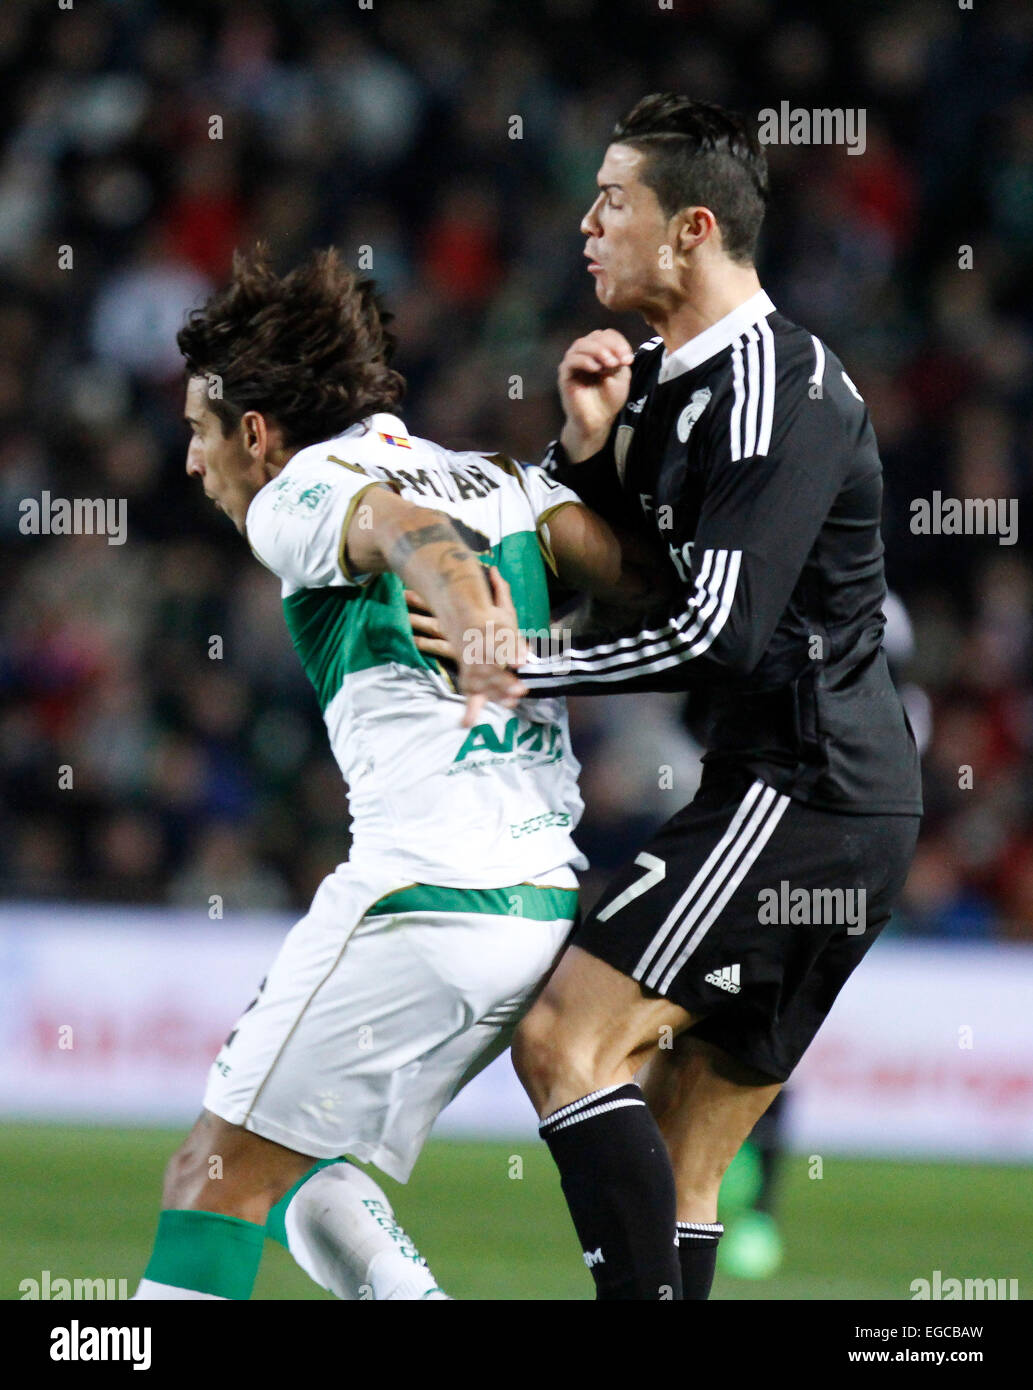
[
  {"xmin": 283, "ymin": 530, "xmax": 551, "ymax": 713},
  {"xmin": 367, "ymin": 882, "xmax": 578, "ymax": 921}
]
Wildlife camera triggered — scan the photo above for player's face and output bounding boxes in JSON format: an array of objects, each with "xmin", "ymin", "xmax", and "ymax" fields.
[
  {"xmin": 581, "ymin": 144, "xmax": 675, "ymax": 313},
  {"xmin": 183, "ymin": 376, "xmax": 255, "ymax": 533}
]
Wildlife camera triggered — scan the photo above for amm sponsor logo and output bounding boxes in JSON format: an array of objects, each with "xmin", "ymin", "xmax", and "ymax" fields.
[{"xmin": 451, "ymin": 716, "xmax": 563, "ymax": 771}]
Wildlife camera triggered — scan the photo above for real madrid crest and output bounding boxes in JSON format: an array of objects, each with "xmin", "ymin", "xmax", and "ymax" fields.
[{"xmin": 676, "ymin": 387, "xmax": 712, "ymax": 443}]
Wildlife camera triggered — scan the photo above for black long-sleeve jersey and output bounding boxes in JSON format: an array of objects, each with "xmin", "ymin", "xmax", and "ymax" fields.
[{"xmin": 524, "ymin": 289, "xmax": 923, "ymax": 815}]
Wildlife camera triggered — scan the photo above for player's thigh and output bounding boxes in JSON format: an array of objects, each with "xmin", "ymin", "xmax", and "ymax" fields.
[
  {"xmin": 514, "ymin": 944, "xmax": 696, "ymax": 1106},
  {"xmin": 201, "ymin": 864, "xmax": 427, "ymax": 1158},
  {"xmin": 209, "ymin": 872, "xmax": 576, "ymax": 1177},
  {"xmin": 312, "ymin": 903, "xmax": 577, "ymax": 1180},
  {"xmin": 514, "ymin": 786, "xmax": 772, "ymax": 1103}
]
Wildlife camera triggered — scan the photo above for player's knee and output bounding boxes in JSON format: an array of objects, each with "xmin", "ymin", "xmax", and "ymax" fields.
[
  {"xmin": 160, "ymin": 1123, "xmax": 256, "ymax": 1214},
  {"xmin": 513, "ymin": 1005, "xmax": 563, "ymax": 1101},
  {"xmin": 161, "ymin": 1140, "xmax": 280, "ymax": 1222},
  {"xmin": 512, "ymin": 1004, "xmax": 599, "ymax": 1114},
  {"xmin": 511, "ymin": 1006, "xmax": 548, "ymax": 1091},
  {"xmin": 161, "ymin": 1139, "xmax": 206, "ymax": 1209}
]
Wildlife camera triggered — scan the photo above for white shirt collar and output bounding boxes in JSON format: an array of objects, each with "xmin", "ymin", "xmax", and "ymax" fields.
[
  {"xmin": 657, "ymin": 289, "xmax": 776, "ymax": 384},
  {"xmin": 339, "ymin": 412, "xmax": 409, "ymax": 438}
]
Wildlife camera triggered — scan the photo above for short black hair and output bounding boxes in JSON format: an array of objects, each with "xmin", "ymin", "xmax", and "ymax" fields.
[{"xmin": 611, "ymin": 94, "xmax": 768, "ymax": 264}]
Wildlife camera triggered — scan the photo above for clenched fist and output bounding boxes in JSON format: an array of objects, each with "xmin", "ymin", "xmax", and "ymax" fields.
[{"xmin": 558, "ymin": 329, "xmax": 635, "ymax": 461}]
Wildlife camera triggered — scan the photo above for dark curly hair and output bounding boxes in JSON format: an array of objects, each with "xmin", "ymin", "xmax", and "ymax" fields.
[
  {"xmin": 612, "ymin": 94, "xmax": 768, "ymax": 265},
  {"xmin": 177, "ymin": 246, "xmax": 405, "ymax": 447}
]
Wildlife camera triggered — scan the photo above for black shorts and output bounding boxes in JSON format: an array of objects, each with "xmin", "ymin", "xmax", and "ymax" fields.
[{"xmin": 575, "ymin": 774, "xmax": 920, "ymax": 1082}]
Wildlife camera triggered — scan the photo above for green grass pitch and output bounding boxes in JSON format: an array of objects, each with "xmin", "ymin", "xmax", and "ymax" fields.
[{"xmin": 2, "ymin": 1123, "xmax": 1029, "ymax": 1300}]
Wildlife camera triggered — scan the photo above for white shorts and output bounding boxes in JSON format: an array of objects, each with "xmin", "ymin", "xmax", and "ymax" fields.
[{"xmin": 202, "ymin": 860, "xmax": 577, "ymax": 1181}]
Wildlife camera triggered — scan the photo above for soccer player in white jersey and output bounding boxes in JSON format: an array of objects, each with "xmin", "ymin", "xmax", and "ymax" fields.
[{"xmin": 132, "ymin": 248, "xmax": 638, "ymax": 1301}]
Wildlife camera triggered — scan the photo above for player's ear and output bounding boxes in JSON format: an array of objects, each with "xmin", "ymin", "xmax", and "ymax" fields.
[
  {"xmin": 676, "ymin": 207, "xmax": 714, "ymax": 256},
  {"xmin": 241, "ymin": 409, "xmax": 267, "ymax": 458}
]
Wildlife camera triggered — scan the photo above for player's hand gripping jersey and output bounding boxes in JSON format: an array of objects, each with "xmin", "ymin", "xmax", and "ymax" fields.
[{"xmin": 245, "ymin": 412, "xmax": 587, "ymax": 886}]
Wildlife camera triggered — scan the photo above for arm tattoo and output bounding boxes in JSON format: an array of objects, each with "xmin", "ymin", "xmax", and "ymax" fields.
[{"xmin": 387, "ymin": 520, "xmax": 471, "ymax": 571}]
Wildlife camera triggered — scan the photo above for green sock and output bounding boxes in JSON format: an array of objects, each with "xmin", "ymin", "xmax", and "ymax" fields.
[
  {"xmin": 266, "ymin": 1158, "xmax": 349, "ymax": 1249},
  {"xmin": 143, "ymin": 1209, "xmax": 266, "ymax": 1299}
]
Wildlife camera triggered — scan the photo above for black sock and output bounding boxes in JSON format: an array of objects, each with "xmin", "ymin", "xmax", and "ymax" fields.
[
  {"xmin": 540, "ymin": 1083, "xmax": 682, "ymax": 1300},
  {"xmin": 677, "ymin": 1220, "xmax": 724, "ymax": 1300}
]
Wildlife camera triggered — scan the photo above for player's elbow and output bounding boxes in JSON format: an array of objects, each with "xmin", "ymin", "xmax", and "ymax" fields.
[{"xmin": 713, "ymin": 629, "xmax": 766, "ymax": 678}]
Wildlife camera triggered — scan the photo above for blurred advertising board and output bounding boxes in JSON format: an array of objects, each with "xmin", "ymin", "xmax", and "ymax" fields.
[{"xmin": 0, "ymin": 907, "xmax": 1030, "ymax": 1159}]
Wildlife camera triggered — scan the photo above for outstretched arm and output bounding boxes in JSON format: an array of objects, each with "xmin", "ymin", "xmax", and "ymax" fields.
[
  {"xmin": 405, "ymin": 501, "xmax": 673, "ymax": 667},
  {"xmin": 520, "ymin": 372, "xmax": 850, "ymax": 698},
  {"xmin": 542, "ymin": 501, "xmax": 670, "ymax": 613}
]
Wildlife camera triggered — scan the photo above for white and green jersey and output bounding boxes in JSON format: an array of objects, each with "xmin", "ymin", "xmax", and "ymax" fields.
[{"xmin": 245, "ymin": 412, "xmax": 587, "ymax": 889}]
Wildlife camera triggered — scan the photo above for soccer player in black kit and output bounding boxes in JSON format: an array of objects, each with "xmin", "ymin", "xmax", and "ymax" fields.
[{"xmin": 496, "ymin": 95, "xmax": 924, "ymax": 1301}]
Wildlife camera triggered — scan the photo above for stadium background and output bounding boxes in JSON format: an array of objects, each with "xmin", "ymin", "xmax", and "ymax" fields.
[{"xmin": 1, "ymin": 0, "xmax": 1031, "ymax": 1299}]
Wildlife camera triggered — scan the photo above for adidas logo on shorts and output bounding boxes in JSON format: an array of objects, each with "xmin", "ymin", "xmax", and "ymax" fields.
[{"xmin": 705, "ymin": 963, "xmax": 741, "ymax": 994}]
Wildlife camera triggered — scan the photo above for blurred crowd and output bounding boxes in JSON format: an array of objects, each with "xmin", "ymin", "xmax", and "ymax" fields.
[{"xmin": 1, "ymin": 0, "xmax": 1031, "ymax": 936}]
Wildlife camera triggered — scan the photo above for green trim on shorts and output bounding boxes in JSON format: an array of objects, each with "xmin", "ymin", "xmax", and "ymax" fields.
[{"xmin": 366, "ymin": 882, "xmax": 578, "ymax": 921}]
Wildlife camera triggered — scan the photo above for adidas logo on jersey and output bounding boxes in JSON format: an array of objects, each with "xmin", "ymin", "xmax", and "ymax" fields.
[
  {"xmin": 705, "ymin": 963, "xmax": 741, "ymax": 994},
  {"xmin": 583, "ymin": 1247, "xmax": 605, "ymax": 1268}
]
